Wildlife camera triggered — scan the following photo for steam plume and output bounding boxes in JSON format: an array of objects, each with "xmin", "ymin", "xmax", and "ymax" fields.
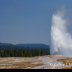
[{"xmin": 50, "ymin": 6, "xmax": 72, "ymax": 57}]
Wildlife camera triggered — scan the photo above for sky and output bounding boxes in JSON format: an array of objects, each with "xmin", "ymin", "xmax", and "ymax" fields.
[{"xmin": 0, "ymin": 0, "xmax": 72, "ymax": 45}]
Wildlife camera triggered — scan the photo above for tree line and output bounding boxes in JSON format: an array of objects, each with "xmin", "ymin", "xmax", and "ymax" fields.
[{"xmin": 0, "ymin": 49, "xmax": 49, "ymax": 57}]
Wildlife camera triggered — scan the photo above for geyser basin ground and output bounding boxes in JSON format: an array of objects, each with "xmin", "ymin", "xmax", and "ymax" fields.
[{"xmin": 0, "ymin": 55, "xmax": 72, "ymax": 69}]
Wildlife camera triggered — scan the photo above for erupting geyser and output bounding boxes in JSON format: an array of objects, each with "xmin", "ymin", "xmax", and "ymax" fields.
[{"xmin": 50, "ymin": 6, "xmax": 72, "ymax": 57}]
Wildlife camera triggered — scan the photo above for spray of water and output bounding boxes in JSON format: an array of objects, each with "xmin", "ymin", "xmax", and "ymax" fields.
[{"xmin": 50, "ymin": 5, "xmax": 72, "ymax": 57}]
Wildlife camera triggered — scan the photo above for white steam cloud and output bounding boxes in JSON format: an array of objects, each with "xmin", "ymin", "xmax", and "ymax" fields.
[{"xmin": 50, "ymin": 5, "xmax": 72, "ymax": 57}]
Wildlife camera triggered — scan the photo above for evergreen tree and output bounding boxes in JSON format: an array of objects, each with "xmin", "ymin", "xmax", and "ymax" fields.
[
  {"xmin": 41, "ymin": 49, "xmax": 44, "ymax": 56},
  {"xmin": 0, "ymin": 50, "xmax": 1, "ymax": 57},
  {"xmin": 29, "ymin": 51, "xmax": 32, "ymax": 57}
]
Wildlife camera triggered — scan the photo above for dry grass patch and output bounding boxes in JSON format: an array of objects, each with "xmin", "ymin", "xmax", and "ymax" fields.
[
  {"xmin": 0, "ymin": 57, "xmax": 44, "ymax": 69},
  {"xmin": 0, "ymin": 61, "xmax": 44, "ymax": 69},
  {"xmin": 57, "ymin": 58, "xmax": 72, "ymax": 69}
]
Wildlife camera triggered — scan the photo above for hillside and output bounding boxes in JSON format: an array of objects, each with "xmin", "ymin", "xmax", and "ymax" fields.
[
  {"xmin": 0, "ymin": 42, "xmax": 50, "ymax": 52},
  {"xmin": 16, "ymin": 44, "xmax": 49, "ymax": 48},
  {"xmin": 0, "ymin": 42, "xmax": 13, "ymax": 46}
]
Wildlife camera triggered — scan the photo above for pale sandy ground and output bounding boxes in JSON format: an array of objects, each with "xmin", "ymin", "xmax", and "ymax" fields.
[{"xmin": 0, "ymin": 55, "xmax": 71, "ymax": 69}]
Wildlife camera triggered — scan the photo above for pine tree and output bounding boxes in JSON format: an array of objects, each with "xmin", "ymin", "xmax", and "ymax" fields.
[
  {"xmin": 41, "ymin": 49, "xmax": 44, "ymax": 56},
  {"xmin": 0, "ymin": 50, "xmax": 1, "ymax": 57},
  {"xmin": 29, "ymin": 51, "xmax": 32, "ymax": 57}
]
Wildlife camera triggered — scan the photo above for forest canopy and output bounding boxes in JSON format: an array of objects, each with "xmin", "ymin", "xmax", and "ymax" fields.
[{"xmin": 0, "ymin": 49, "xmax": 50, "ymax": 57}]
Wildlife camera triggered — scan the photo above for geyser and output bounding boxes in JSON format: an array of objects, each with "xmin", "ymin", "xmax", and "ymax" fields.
[{"xmin": 50, "ymin": 6, "xmax": 72, "ymax": 57}]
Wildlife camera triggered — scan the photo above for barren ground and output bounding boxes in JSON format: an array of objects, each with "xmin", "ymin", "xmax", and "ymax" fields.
[{"xmin": 0, "ymin": 55, "xmax": 72, "ymax": 69}]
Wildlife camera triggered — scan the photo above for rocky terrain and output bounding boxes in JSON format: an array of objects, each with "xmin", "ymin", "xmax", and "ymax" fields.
[{"xmin": 0, "ymin": 55, "xmax": 72, "ymax": 69}]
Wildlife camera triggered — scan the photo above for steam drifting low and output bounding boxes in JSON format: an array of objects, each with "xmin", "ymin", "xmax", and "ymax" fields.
[{"xmin": 50, "ymin": 6, "xmax": 72, "ymax": 57}]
